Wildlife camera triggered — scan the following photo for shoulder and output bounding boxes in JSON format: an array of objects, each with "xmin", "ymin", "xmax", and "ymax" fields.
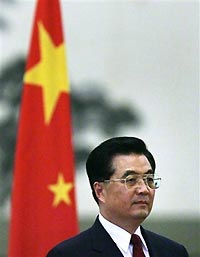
[
  {"xmin": 46, "ymin": 228, "xmax": 92, "ymax": 257},
  {"xmin": 142, "ymin": 227, "xmax": 189, "ymax": 257},
  {"xmin": 144, "ymin": 228, "xmax": 177, "ymax": 244},
  {"xmin": 46, "ymin": 218, "xmax": 105, "ymax": 257}
]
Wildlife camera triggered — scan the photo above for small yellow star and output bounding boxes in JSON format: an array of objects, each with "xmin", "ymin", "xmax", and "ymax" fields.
[
  {"xmin": 48, "ymin": 173, "xmax": 73, "ymax": 207},
  {"xmin": 24, "ymin": 21, "xmax": 70, "ymax": 124}
]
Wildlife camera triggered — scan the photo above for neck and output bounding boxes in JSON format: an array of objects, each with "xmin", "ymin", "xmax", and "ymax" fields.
[{"xmin": 100, "ymin": 211, "xmax": 143, "ymax": 234}]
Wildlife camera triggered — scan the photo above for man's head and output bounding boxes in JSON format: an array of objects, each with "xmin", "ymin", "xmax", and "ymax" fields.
[
  {"xmin": 86, "ymin": 137, "xmax": 156, "ymax": 202},
  {"xmin": 86, "ymin": 137, "xmax": 158, "ymax": 232}
]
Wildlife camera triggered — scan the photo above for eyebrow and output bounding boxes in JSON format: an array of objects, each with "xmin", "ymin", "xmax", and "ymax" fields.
[{"xmin": 121, "ymin": 169, "xmax": 153, "ymax": 178}]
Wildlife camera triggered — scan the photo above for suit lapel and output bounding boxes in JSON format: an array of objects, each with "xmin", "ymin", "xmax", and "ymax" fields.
[
  {"xmin": 89, "ymin": 217, "xmax": 124, "ymax": 257},
  {"xmin": 89, "ymin": 218, "xmax": 172, "ymax": 257},
  {"xmin": 141, "ymin": 226, "xmax": 159, "ymax": 257},
  {"xmin": 141, "ymin": 226, "xmax": 170, "ymax": 257}
]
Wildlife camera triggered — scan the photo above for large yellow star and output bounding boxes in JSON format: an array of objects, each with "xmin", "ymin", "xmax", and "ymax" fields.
[
  {"xmin": 24, "ymin": 21, "xmax": 70, "ymax": 124},
  {"xmin": 48, "ymin": 173, "xmax": 73, "ymax": 207}
]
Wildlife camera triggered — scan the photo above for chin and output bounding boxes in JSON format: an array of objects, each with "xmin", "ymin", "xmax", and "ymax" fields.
[{"xmin": 132, "ymin": 210, "xmax": 150, "ymax": 220}]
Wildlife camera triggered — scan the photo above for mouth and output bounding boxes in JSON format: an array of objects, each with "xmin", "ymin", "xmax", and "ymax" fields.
[{"xmin": 133, "ymin": 200, "xmax": 149, "ymax": 205}]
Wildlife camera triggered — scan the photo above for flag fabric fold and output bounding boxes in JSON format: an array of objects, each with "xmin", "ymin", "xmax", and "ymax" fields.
[{"xmin": 8, "ymin": 0, "xmax": 79, "ymax": 256}]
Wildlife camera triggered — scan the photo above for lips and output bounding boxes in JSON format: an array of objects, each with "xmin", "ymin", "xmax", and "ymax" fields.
[
  {"xmin": 135, "ymin": 201, "xmax": 148, "ymax": 204},
  {"xmin": 133, "ymin": 200, "xmax": 149, "ymax": 205}
]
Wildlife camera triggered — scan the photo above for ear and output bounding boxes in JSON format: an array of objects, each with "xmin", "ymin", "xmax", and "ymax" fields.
[{"xmin": 93, "ymin": 182, "xmax": 106, "ymax": 203}]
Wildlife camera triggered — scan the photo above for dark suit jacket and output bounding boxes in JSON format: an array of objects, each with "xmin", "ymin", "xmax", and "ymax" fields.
[{"xmin": 46, "ymin": 217, "xmax": 189, "ymax": 257}]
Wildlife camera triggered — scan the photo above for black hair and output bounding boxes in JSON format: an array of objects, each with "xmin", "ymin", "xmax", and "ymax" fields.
[{"xmin": 86, "ymin": 136, "xmax": 156, "ymax": 203}]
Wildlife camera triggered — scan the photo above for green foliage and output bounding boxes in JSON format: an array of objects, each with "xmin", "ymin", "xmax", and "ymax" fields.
[{"xmin": 0, "ymin": 57, "xmax": 141, "ymax": 205}]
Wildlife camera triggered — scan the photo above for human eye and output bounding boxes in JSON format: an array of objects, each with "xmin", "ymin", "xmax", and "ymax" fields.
[
  {"xmin": 146, "ymin": 174, "xmax": 155, "ymax": 186},
  {"xmin": 145, "ymin": 174, "xmax": 161, "ymax": 189},
  {"xmin": 146, "ymin": 174, "xmax": 154, "ymax": 182},
  {"xmin": 125, "ymin": 175, "xmax": 137, "ymax": 186}
]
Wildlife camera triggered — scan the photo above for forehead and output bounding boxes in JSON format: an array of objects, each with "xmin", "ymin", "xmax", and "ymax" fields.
[{"xmin": 111, "ymin": 153, "xmax": 152, "ymax": 175}]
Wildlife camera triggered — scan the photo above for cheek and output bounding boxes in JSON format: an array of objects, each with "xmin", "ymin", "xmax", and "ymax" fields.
[
  {"xmin": 105, "ymin": 185, "xmax": 119, "ymax": 197},
  {"xmin": 149, "ymin": 190, "xmax": 155, "ymax": 206},
  {"xmin": 151, "ymin": 190, "xmax": 155, "ymax": 200},
  {"xmin": 106, "ymin": 187, "xmax": 132, "ymax": 206}
]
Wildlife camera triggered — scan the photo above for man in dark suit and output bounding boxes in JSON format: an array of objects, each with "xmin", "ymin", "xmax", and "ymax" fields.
[{"xmin": 46, "ymin": 137, "xmax": 189, "ymax": 257}]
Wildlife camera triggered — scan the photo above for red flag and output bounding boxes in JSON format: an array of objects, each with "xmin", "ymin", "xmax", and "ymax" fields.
[{"xmin": 8, "ymin": 0, "xmax": 79, "ymax": 256}]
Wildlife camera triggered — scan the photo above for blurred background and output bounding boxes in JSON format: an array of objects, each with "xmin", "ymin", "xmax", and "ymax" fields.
[{"xmin": 0, "ymin": 0, "xmax": 199, "ymax": 256}]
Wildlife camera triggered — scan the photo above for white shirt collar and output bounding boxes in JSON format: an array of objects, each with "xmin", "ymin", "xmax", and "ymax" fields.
[{"xmin": 99, "ymin": 213, "xmax": 148, "ymax": 254}]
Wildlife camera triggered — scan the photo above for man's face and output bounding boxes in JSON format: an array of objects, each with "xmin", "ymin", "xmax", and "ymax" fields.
[{"xmin": 97, "ymin": 153, "xmax": 155, "ymax": 230}]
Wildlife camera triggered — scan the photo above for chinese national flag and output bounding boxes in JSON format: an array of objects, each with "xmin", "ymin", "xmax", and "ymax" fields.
[{"xmin": 8, "ymin": 0, "xmax": 79, "ymax": 256}]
